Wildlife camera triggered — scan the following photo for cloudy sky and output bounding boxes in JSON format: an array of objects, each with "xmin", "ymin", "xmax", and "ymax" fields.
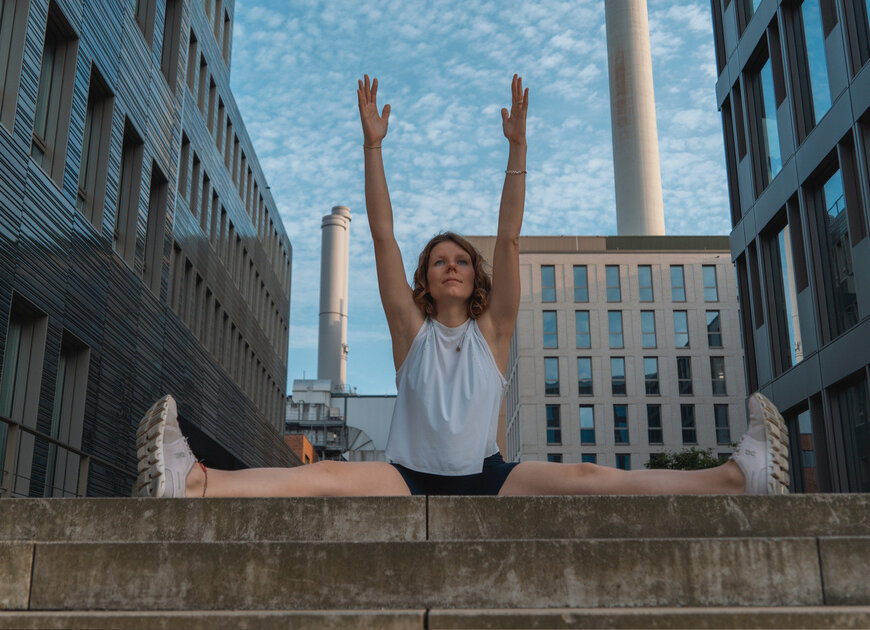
[{"xmin": 228, "ymin": 0, "xmax": 729, "ymax": 395}]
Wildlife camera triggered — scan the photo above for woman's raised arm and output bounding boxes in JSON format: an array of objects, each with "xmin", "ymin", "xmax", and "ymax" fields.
[{"xmin": 358, "ymin": 75, "xmax": 423, "ymax": 367}]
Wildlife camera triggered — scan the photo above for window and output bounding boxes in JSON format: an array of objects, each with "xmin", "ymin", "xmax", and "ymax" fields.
[
  {"xmin": 543, "ymin": 311, "xmax": 558, "ymax": 348},
  {"xmin": 611, "ymin": 357, "xmax": 626, "ymax": 396},
  {"xmin": 221, "ymin": 9, "xmax": 232, "ymax": 64},
  {"xmin": 580, "ymin": 405, "xmax": 595, "ymax": 444},
  {"xmin": 770, "ymin": 220, "xmax": 804, "ymax": 368},
  {"xmin": 751, "ymin": 54, "xmax": 783, "ymax": 185},
  {"xmin": 135, "ymin": 0, "xmax": 157, "ymax": 45},
  {"xmin": 714, "ymin": 404, "xmax": 731, "ymax": 445},
  {"xmin": 143, "ymin": 162, "xmax": 168, "ymax": 294},
  {"xmin": 581, "ymin": 453, "xmax": 597, "ymax": 464},
  {"xmin": 544, "ymin": 357, "xmax": 559, "ymax": 396},
  {"xmin": 606, "ymin": 265, "xmax": 621, "ymax": 301},
  {"xmin": 638, "ymin": 265, "xmax": 653, "ymax": 301},
  {"xmin": 647, "ymin": 405, "xmax": 662, "ymax": 444},
  {"xmin": 674, "ymin": 311, "xmax": 689, "ymax": 348},
  {"xmin": 76, "ymin": 65, "xmax": 114, "ymax": 230},
  {"xmin": 547, "ymin": 454, "xmax": 563, "ymax": 463},
  {"xmin": 710, "ymin": 356, "xmax": 727, "ymax": 395},
  {"xmin": 160, "ymin": 0, "xmax": 183, "ymax": 86},
  {"xmin": 670, "ymin": 266, "xmax": 686, "ymax": 301},
  {"xmin": 186, "ymin": 32, "xmax": 198, "ymax": 93},
  {"xmin": 541, "ymin": 265, "xmax": 555, "ymax": 302},
  {"xmin": 615, "ymin": 453, "xmax": 631, "ymax": 470},
  {"xmin": 0, "ymin": 296, "xmax": 49, "ymax": 496},
  {"xmin": 573, "ymin": 265, "xmax": 588, "ymax": 302},
  {"xmin": 681, "ymin": 404, "xmax": 697, "ymax": 444},
  {"xmin": 113, "ymin": 120, "xmax": 144, "ymax": 268},
  {"xmin": 614, "ymin": 405, "xmax": 629, "ymax": 444},
  {"xmin": 830, "ymin": 374, "xmax": 870, "ymax": 491},
  {"xmin": 799, "ymin": 0, "xmax": 833, "ymax": 127},
  {"xmin": 574, "ymin": 311, "xmax": 591, "ymax": 348},
  {"xmin": 644, "ymin": 357, "xmax": 660, "ymax": 395},
  {"xmin": 0, "ymin": 0, "xmax": 31, "ymax": 131},
  {"xmin": 30, "ymin": 2, "xmax": 79, "ymax": 185},
  {"xmin": 706, "ymin": 311, "xmax": 722, "ymax": 348},
  {"xmin": 703, "ymin": 266, "xmax": 719, "ymax": 301},
  {"xmin": 546, "ymin": 405, "xmax": 561, "ymax": 445},
  {"xmin": 577, "ymin": 357, "xmax": 592, "ymax": 396},
  {"xmin": 641, "ymin": 311, "xmax": 656, "ymax": 348},
  {"xmin": 677, "ymin": 357, "xmax": 693, "ymax": 395},
  {"xmin": 608, "ymin": 311, "xmax": 623, "ymax": 348}
]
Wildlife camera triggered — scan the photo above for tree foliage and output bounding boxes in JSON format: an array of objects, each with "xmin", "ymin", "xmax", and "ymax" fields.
[{"xmin": 645, "ymin": 447, "xmax": 723, "ymax": 471}]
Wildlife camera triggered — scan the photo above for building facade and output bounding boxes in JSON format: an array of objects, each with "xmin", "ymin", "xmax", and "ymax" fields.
[
  {"xmin": 711, "ymin": 0, "xmax": 870, "ymax": 491},
  {"xmin": 468, "ymin": 236, "xmax": 746, "ymax": 470},
  {"xmin": 0, "ymin": 0, "xmax": 297, "ymax": 498}
]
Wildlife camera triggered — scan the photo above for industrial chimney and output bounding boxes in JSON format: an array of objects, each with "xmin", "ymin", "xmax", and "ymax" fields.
[
  {"xmin": 317, "ymin": 206, "xmax": 351, "ymax": 386},
  {"xmin": 605, "ymin": 0, "xmax": 666, "ymax": 236}
]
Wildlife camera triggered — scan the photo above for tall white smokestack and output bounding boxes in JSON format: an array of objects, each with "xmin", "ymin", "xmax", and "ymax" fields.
[
  {"xmin": 318, "ymin": 206, "xmax": 351, "ymax": 386},
  {"xmin": 605, "ymin": 0, "xmax": 666, "ymax": 236}
]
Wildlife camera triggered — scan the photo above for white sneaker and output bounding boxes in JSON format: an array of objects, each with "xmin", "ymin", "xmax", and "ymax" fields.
[
  {"xmin": 731, "ymin": 392, "xmax": 790, "ymax": 494},
  {"xmin": 135, "ymin": 395, "xmax": 195, "ymax": 498}
]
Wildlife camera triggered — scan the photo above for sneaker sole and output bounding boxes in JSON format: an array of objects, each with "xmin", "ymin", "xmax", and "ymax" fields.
[
  {"xmin": 751, "ymin": 392, "xmax": 790, "ymax": 494},
  {"xmin": 135, "ymin": 395, "xmax": 174, "ymax": 498}
]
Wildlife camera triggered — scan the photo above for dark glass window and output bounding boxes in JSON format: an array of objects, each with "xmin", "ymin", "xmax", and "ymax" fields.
[
  {"xmin": 801, "ymin": 0, "xmax": 832, "ymax": 125},
  {"xmin": 638, "ymin": 265, "xmax": 653, "ymax": 302},
  {"xmin": 819, "ymin": 169, "xmax": 859, "ymax": 337},
  {"xmin": 677, "ymin": 357, "xmax": 693, "ymax": 395},
  {"xmin": 543, "ymin": 311, "xmax": 558, "ymax": 348},
  {"xmin": 615, "ymin": 453, "xmax": 630, "ymax": 470},
  {"xmin": 575, "ymin": 311, "xmax": 590, "ymax": 348},
  {"xmin": 647, "ymin": 405, "xmax": 663, "ymax": 444},
  {"xmin": 754, "ymin": 56, "xmax": 783, "ymax": 183},
  {"xmin": 608, "ymin": 311, "xmax": 623, "ymax": 349},
  {"xmin": 606, "ymin": 266, "xmax": 621, "ymax": 302},
  {"xmin": 544, "ymin": 357, "xmax": 560, "ymax": 396},
  {"xmin": 580, "ymin": 405, "xmax": 595, "ymax": 445},
  {"xmin": 674, "ymin": 311, "xmax": 689, "ymax": 348},
  {"xmin": 581, "ymin": 453, "xmax": 597, "ymax": 464},
  {"xmin": 541, "ymin": 265, "xmax": 556, "ymax": 302},
  {"xmin": 547, "ymin": 453, "xmax": 563, "ymax": 463},
  {"xmin": 715, "ymin": 404, "xmax": 731, "ymax": 444},
  {"xmin": 706, "ymin": 311, "xmax": 722, "ymax": 348},
  {"xmin": 546, "ymin": 405, "xmax": 562, "ymax": 445},
  {"xmin": 611, "ymin": 357, "xmax": 626, "ymax": 396},
  {"xmin": 644, "ymin": 357, "xmax": 660, "ymax": 396},
  {"xmin": 703, "ymin": 266, "xmax": 719, "ymax": 301},
  {"xmin": 670, "ymin": 266, "xmax": 686, "ymax": 301},
  {"xmin": 614, "ymin": 405, "xmax": 629, "ymax": 444},
  {"xmin": 711, "ymin": 356, "xmax": 727, "ymax": 395},
  {"xmin": 681, "ymin": 404, "xmax": 697, "ymax": 444},
  {"xmin": 574, "ymin": 265, "xmax": 588, "ymax": 302},
  {"xmin": 577, "ymin": 357, "xmax": 593, "ymax": 396},
  {"xmin": 641, "ymin": 311, "xmax": 656, "ymax": 348}
]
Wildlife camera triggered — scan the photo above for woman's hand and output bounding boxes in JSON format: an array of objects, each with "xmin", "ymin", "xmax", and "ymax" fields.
[
  {"xmin": 358, "ymin": 75, "xmax": 391, "ymax": 147},
  {"xmin": 501, "ymin": 74, "xmax": 528, "ymax": 146}
]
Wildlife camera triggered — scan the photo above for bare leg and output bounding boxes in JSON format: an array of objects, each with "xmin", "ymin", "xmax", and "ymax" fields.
[
  {"xmin": 498, "ymin": 460, "xmax": 744, "ymax": 496},
  {"xmin": 187, "ymin": 460, "xmax": 411, "ymax": 498}
]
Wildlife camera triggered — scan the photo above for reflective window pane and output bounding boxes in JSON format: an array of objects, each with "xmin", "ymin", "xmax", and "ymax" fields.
[
  {"xmin": 677, "ymin": 356, "xmax": 693, "ymax": 395},
  {"xmin": 545, "ymin": 357, "xmax": 559, "ymax": 396},
  {"xmin": 577, "ymin": 357, "xmax": 593, "ymax": 396},
  {"xmin": 580, "ymin": 405, "xmax": 595, "ymax": 444},
  {"xmin": 670, "ymin": 266, "xmax": 686, "ymax": 301},
  {"xmin": 674, "ymin": 311, "xmax": 689, "ymax": 348},
  {"xmin": 543, "ymin": 311, "xmax": 558, "ymax": 348},
  {"xmin": 758, "ymin": 58, "xmax": 782, "ymax": 181},
  {"xmin": 575, "ymin": 311, "xmax": 590, "ymax": 348},
  {"xmin": 681, "ymin": 404, "xmax": 697, "ymax": 443},
  {"xmin": 638, "ymin": 265, "xmax": 653, "ymax": 302},
  {"xmin": 802, "ymin": 0, "xmax": 831, "ymax": 124},
  {"xmin": 703, "ymin": 265, "xmax": 719, "ymax": 302},
  {"xmin": 715, "ymin": 404, "xmax": 731, "ymax": 444},
  {"xmin": 546, "ymin": 405, "xmax": 561, "ymax": 445},
  {"xmin": 541, "ymin": 265, "xmax": 555, "ymax": 302},
  {"xmin": 574, "ymin": 265, "xmax": 588, "ymax": 302},
  {"xmin": 606, "ymin": 266, "xmax": 621, "ymax": 302},
  {"xmin": 614, "ymin": 405, "xmax": 629, "ymax": 444},
  {"xmin": 611, "ymin": 357, "xmax": 626, "ymax": 396},
  {"xmin": 706, "ymin": 311, "xmax": 722, "ymax": 348},
  {"xmin": 822, "ymin": 170, "xmax": 859, "ymax": 336},
  {"xmin": 608, "ymin": 311, "xmax": 623, "ymax": 349},
  {"xmin": 641, "ymin": 311, "xmax": 656, "ymax": 348},
  {"xmin": 647, "ymin": 404, "xmax": 662, "ymax": 444},
  {"xmin": 644, "ymin": 357, "xmax": 660, "ymax": 395},
  {"xmin": 711, "ymin": 356, "xmax": 727, "ymax": 395},
  {"xmin": 776, "ymin": 226, "xmax": 803, "ymax": 366}
]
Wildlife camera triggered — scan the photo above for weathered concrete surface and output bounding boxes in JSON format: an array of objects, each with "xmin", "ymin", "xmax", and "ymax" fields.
[
  {"xmin": 0, "ymin": 544, "xmax": 32, "ymax": 611},
  {"xmin": 0, "ymin": 497, "xmax": 426, "ymax": 542},
  {"xmin": 29, "ymin": 538, "xmax": 822, "ymax": 610},
  {"xmin": 0, "ymin": 610, "xmax": 425, "ymax": 629},
  {"xmin": 428, "ymin": 606, "xmax": 870, "ymax": 629},
  {"xmin": 428, "ymin": 495, "xmax": 870, "ymax": 540},
  {"xmin": 819, "ymin": 537, "xmax": 870, "ymax": 605}
]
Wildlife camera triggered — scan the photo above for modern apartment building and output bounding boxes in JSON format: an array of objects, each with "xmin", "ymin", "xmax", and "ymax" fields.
[
  {"xmin": 0, "ymin": 0, "xmax": 297, "ymax": 498},
  {"xmin": 467, "ymin": 236, "xmax": 746, "ymax": 470},
  {"xmin": 711, "ymin": 0, "xmax": 870, "ymax": 491}
]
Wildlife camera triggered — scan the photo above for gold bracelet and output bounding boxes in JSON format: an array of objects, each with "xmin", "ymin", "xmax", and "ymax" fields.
[{"xmin": 506, "ymin": 169, "xmax": 527, "ymax": 175}]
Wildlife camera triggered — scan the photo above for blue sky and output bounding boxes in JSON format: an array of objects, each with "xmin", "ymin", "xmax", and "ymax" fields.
[{"xmin": 228, "ymin": 0, "xmax": 729, "ymax": 396}]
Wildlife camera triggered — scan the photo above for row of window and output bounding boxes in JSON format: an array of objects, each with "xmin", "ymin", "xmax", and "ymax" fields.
[
  {"xmin": 185, "ymin": 29, "xmax": 289, "ymax": 289},
  {"xmin": 545, "ymin": 403, "xmax": 733, "ymax": 448},
  {"xmin": 202, "ymin": 0, "xmax": 232, "ymax": 66},
  {"xmin": 168, "ymin": 243, "xmax": 285, "ymax": 422},
  {"xmin": 540, "ymin": 264, "xmax": 719, "ymax": 304},
  {"xmin": 544, "ymin": 451, "xmax": 731, "ymax": 470},
  {"xmin": 178, "ymin": 138, "xmax": 287, "ymax": 343},
  {"xmin": 544, "ymin": 356, "xmax": 729, "ymax": 399},
  {"xmin": 543, "ymin": 309, "xmax": 723, "ymax": 350}
]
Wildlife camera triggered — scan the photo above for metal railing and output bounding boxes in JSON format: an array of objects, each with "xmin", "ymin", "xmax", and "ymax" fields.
[{"xmin": 0, "ymin": 416, "xmax": 136, "ymax": 498}]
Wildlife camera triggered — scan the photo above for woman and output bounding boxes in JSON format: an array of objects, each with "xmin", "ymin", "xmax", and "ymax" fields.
[{"xmin": 136, "ymin": 74, "xmax": 789, "ymax": 498}]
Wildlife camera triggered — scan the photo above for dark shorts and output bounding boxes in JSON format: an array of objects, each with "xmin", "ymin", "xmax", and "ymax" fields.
[{"xmin": 390, "ymin": 453, "xmax": 519, "ymax": 496}]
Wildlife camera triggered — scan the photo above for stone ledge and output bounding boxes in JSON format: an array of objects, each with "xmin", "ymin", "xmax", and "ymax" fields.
[{"xmin": 0, "ymin": 544, "xmax": 32, "ymax": 611}]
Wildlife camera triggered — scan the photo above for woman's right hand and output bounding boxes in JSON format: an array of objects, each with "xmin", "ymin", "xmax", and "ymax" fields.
[{"xmin": 357, "ymin": 75, "xmax": 391, "ymax": 147}]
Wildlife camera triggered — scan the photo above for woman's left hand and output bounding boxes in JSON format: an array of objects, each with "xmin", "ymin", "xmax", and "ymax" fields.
[{"xmin": 501, "ymin": 74, "xmax": 528, "ymax": 146}]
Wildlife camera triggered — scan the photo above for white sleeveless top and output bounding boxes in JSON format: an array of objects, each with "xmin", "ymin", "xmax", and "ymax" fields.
[{"xmin": 385, "ymin": 317, "xmax": 506, "ymax": 475}]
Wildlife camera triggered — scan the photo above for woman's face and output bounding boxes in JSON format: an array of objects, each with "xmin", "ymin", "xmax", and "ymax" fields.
[{"xmin": 426, "ymin": 240, "xmax": 475, "ymax": 304}]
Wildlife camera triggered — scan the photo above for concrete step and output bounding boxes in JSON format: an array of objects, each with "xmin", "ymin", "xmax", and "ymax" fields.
[
  {"xmin": 3, "ymin": 537, "xmax": 868, "ymax": 610},
  {"xmin": 2, "ymin": 494, "xmax": 868, "ymax": 542},
  {"xmin": 2, "ymin": 608, "xmax": 870, "ymax": 630}
]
